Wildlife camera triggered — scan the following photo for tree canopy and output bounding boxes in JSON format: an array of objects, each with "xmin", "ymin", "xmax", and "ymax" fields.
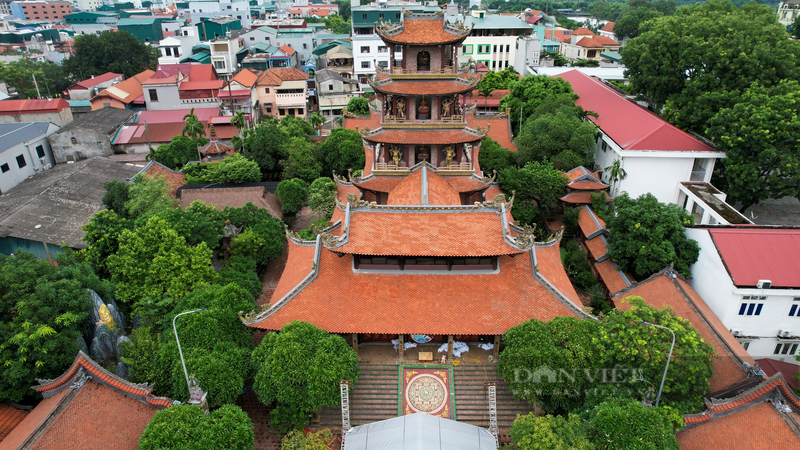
[
  {"xmin": 138, "ymin": 404, "xmax": 254, "ymax": 450},
  {"xmin": 622, "ymin": 0, "xmax": 800, "ymax": 133},
  {"xmin": 315, "ymin": 127, "xmax": 366, "ymax": 175},
  {"xmin": 499, "ymin": 162, "xmax": 568, "ymax": 217},
  {"xmin": 0, "ymin": 59, "xmax": 71, "ymax": 99},
  {"xmin": 308, "ymin": 177, "xmax": 338, "ymax": 218},
  {"xmin": 276, "ymin": 178, "xmax": 309, "ymax": 215},
  {"xmin": 478, "ymin": 137, "xmax": 515, "ymax": 176},
  {"xmin": 499, "ymin": 74, "xmax": 577, "ymax": 135},
  {"xmin": 63, "ymin": 30, "xmax": 158, "ymax": 79},
  {"xmin": 345, "ymin": 97, "xmax": 370, "ymax": 115},
  {"xmin": 705, "ymin": 80, "xmax": 800, "ymax": 212},
  {"xmin": 606, "ymin": 193, "xmax": 699, "ymax": 280},
  {"xmin": 148, "ymin": 135, "xmax": 200, "ymax": 171},
  {"xmin": 614, "ymin": 7, "xmax": 663, "ymax": 40},
  {"xmin": 252, "ymin": 321, "xmax": 360, "ymax": 432}
]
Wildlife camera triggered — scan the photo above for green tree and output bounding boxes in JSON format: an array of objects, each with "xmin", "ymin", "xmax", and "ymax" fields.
[
  {"xmin": 314, "ymin": 127, "xmax": 365, "ymax": 175},
  {"xmin": 705, "ymin": 80, "xmax": 800, "ymax": 213},
  {"xmin": 252, "ymin": 321, "xmax": 360, "ymax": 432},
  {"xmin": 219, "ymin": 255, "xmax": 263, "ymax": 301},
  {"xmin": 230, "ymin": 110, "xmax": 247, "ymax": 133},
  {"xmin": 0, "ymin": 59, "xmax": 71, "ymax": 99},
  {"xmin": 120, "ymin": 326, "xmax": 172, "ymax": 395},
  {"xmin": 584, "ymin": 398, "xmax": 679, "ymax": 450},
  {"xmin": 499, "ymin": 74, "xmax": 578, "ymax": 135},
  {"xmin": 478, "ymin": 67, "xmax": 519, "ymax": 92},
  {"xmin": 604, "ymin": 160, "xmax": 627, "ymax": 196},
  {"xmin": 102, "ymin": 179, "xmax": 131, "ymax": 218},
  {"xmin": 276, "ymin": 178, "xmax": 309, "ymax": 215},
  {"xmin": 223, "ymin": 203, "xmax": 286, "ymax": 265},
  {"xmin": 138, "ymin": 404, "xmax": 254, "ymax": 450},
  {"xmin": 792, "ymin": 14, "xmax": 800, "ymax": 39},
  {"xmin": 323, "ymin": 14, "xmax": 351, "ymax": 34},
  {"xmin": 308, "ymin": 111, "xmax": 325, "ymax": 135},
  {"xmin": 606, "ymin": 193, "xmax": 699, "ymax": 280},
  {"xmin": 280, "ymin": 115, "xmax": 316, "ymax": 137},
  {"xmin": 509, "ymin": 413, "xmax": 595, "ymax": 450},
  {"xmin": 335, "ymin": 0, "xmax": 351, "ymax": 21},
  {"xmin": 0, "ymin": 252, "xmax": 112, "ymax": 402},
  {"xmin": 182, "ymin": 108, "xmax": 206, "ymax": 160},
  {"xmin": 184, "ymin": 154, "xmax": 262, "ymax": 184},
  {"xmin": 124, "ymin": 174, "xmax": 177, "ymax": 221},
  {"xmin": 148, "ymin": 135, "xmax": 201, "ymax": 171},
  {"xmin": 622, "ymin": 0, "xmax": 800, "ymax": 132},
  {"xmin": 246, "ymin": 122, "xmax": 288, "ymax": 179},
  {"xmin": 63, "ymin": 30, "xmax": 158, "ymax": 79},
  {"xmin": 81, "ymin": 209, "xmax": 130, "ymax": 277},
  {"xmin": 478, "ymin": 137, "xmax": 516, "ymax": 175},
  {"xmin": 499, "ymin": 162, "xmax": 569, "ymax": 218},
  {"xmin": 614, "ymin": 7, "xmax": 663, "ymax": 40},
  {"xmin": 515, "ymin": 112, "xmax": 597, "ymax": 169},
  {"xmin": 308, "ymin": 177, "xmax": 338, "ymax": 218},
  {"xmin": 107, "ymin": 216, "xmax": 217, "ymax": 305},
  {"xmin": 149, "ymin": 200, "xmax": 225, "ymax": 249},
  {"xmin": 281, "ymin": 429, "xmax": 333, "ymax": 450},
  {"xmin": 282, "ymin": 138, "xmax": 322, "ymax": 182},
  {"xmin": 345, "ymin": 96, "xmax": 370, "ymax": 115}
]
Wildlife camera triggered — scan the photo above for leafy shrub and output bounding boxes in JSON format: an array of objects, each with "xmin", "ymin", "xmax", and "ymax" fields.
[
  {"xmin": 314, "ymin": 128, "xmax": 365, "ymax": 175},
  {"xmin": 585, "ymin": 398, "xmax": 679, "ymax": 450},
  {"xmin": 281, "ymin": 138, "xmax": 322, "ymax": 183},
  {"xmin": 276, "ymin": 178, "xmax": 309, "ymax": 215},
  {"xmin": 562, "ymin": 206, "xmax": 580, "ymax": 235},
  {"xmin": 219, "ymin": 255, "xmax": 262, "ymax": 301},
  {"xmin": 222, "ymin": 203, "xmax": 286, "ymax": 265},
  {"xmin": 139, "ymin": 404, "xmax": 254, "ymax": 450},
  {"xmin": 510, "ymin": 200, "xmax": 541, "ymax": 226},
  {"xmin": 281, "ymin": 429, "xmax": 332, "ymax": 450},
  {"xmin": 184, "ymin": 154, "xmax": 261, "ymax": 184},
  {"xmin": 478, "ymin": 137, "xmax": 516, "ymax": 175},
  {"xmin": 308, "ymin": 177, "xmax": 337, "ymax": 218},
  {"xmin": 148, "ymin": 135, "xmax": 199, "ymax": 171},
  {"xmin": 509, "ymin": 413, "xmax": 594, "ymax": 450},
  {"xmin": 345, "ymin": 96, "xmax": 370, "ymax": 115}
]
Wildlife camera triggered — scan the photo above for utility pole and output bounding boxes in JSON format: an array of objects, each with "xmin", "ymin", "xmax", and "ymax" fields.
[{"xmin": 32, "ymin": 73, "xmax": 41, "ymax": 98}]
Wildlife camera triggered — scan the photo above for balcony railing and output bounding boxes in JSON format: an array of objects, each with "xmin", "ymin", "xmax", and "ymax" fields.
[
  {"xmin": 376, "ymin": 65, "xmax": 463, "ymax": 76},
  {"xmin": 180, "ymin": 97, "xmax": 220, "ymax": 104},
  {"xmin": 374, "ymin": 161, "xmax": 473, "ymax": 174},
  {"xmin": 275, "ymin": 93, "xmax": 307, "ymax": 107},
  {"xmin": 382, "ymin": 115, "xmax": 466, "ymax": 129}
]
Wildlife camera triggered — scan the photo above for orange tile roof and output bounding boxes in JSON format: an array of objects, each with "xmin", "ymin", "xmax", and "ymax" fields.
[
  {"xmin": 426, "ymin": 169, "xmax": 463, "ymax": 205},
  {"xmin": 592, "ymin": 35, "xmax": 620, "ymax": 45},
  {"xmin": 279, "ymin": 44, "xmax": 296, "ymax": 56},
  {"xmin": 1, "ymin": 390, "xmax": 69, "ymax": 450},
  {"xmin": 336, "ymin": 210, "xmax": 522, "ymax": 257},
  {"xmin": 577, "ymin": 205, "xmax": 605, "ymax": 238},
  {"xmin": 354, "ymin": 176, "xmax": 403, "ymax": 193},
  {"xmin": 575, "ymin": 37, "xmax": 610, "ymax": 48},
  {"xmin": 537, "ymin": 240, "xmax": 582, "ymax": 305},
  {"xmin": 269, "ymin": 239, "xmax": 317, "ymax": 304},
  {"xmin": 600, "ymin": 22, "xmax": 614, "ymax": 32},
  {"xmin": 385, "ymin": 168, "xmax": 462, "ymax": 206},
  {"xmin": 569, "ymin": 180, "xmax": 609, "ymax": 190},
  {"xmin": 561, "ymin": 191, "xmax": 610, "ymax": 204},
  {"xmin": 0, "ymin": 404, "xmax": 27, "ymax": 442},
  {"xmin": 363, "ymin": 128, "xmax": 484, "ymax": 145},
  {"xmin": 615, "ymin": 272, "xmax": 756, "ymax": 393},
  {"xmin": 137, "ymin": 161, "xmax": 186, "ymax": 197},
  {"xmin": 252, "ymin": 243, "xmax": 584, "ymax": 334},
  {"xmin": 256, "ymin": 67, "xmax": 308, "ymax": 86},
  {"xmin": 572, "ymin": 27, "xmax": 595, "ymax": 36},
  {"xmin": 679, "ymin": 402, "xmax": 800, "ymax": 450},
  {"xmin": 595, "ymin": 259, "xmax": 632, "ymax": 293},
  {"xmin": 565, "ymin": 166, "xmax": 599, "ymax": 183},
  {"xmin": 378, "ymin": 16, "xmax": 470, "ymax": 45},
  {"xmin": 343, "ymin": 115, "xmax": 380, "ymax": 131},
  {"xmin": 481, "ymin": 116, "xmax": 517, "ymax": 152},
  {"xmin": 444, "ymin": 175, "xmax": 491, "ymax": 193},
  {"xmin": 372, "ymin": 79, "xmax": 477, "ymax": 96},
  {"xmin": 584, "ymin": 235, "xmax": 608, "ymax": 261},
  {"xmin": 229, "ymin": 68, "xmax": 259, "ymax": 88},
  {"xmin": 386, "ymin": 169, "xmax": 424, "ymax": 205}
]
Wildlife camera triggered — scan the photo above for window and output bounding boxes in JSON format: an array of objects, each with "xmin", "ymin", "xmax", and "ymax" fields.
[
  {"xmin": 739, "ymin": 340, "xmax": 751, "ymax": 351},
  {"xmin": 362, "ymin": 13, "xmax": 367, "ymax": 19},
  {"xmin": 250, "ymin": 36, "xmax": 255, "ymax": 41},
  {"xmin": 214, "ymin": 61, "xmax": 226, "ymax": 70},
  {"xmin": 378, "ymin": 46, "xmax": 387, "ymax": 53},
  {"xmin": 361, "ymin": 61, "xmax": 370, "ymax": 68},
  {"xmin": 226, "ymin": 5, "xmax": 231, "ymax": 8},
  {"xmin": 0, "ymin": 163, "xmax": 8, "ymax": 173},
  {"xmin": 396, "ymin": 13, "xmax": 400, "ymax": 19},
  {"xmin": 379, "ymin": 13, "xmax": 384, "ymax": 19},
  {"xmin": 738, "ymin": 296, "xmax": 766, "ymax": 316},
  {"xmin": 478, "ymin": 44, "xmax": 490, "ymax": 54},
  {"xmin": 264, "ymin": 88, "xmax": 270, "ymax": 93},
  {"xmin": 16, "ymin": 154, "xmax": 26, "ymax": 169},
  {"xmin": 506, "ymin": 44, "xmax": 510, "ymax": 52},
  {"xmin": 71, "ymin": 137, "xmax": 77, "ymax": 144},
  {"xmin": 493, "ymin": 45, "xmax": 497, "ymax": 52},
  {"xmin": 377, "ymin": 61, "xmax": 388, "ymax": 69},
  {"xmin": 328, "ymin": 84, "xmax": 334, "ymax": 91},
  {"xmin": 601, "ymin": 141, "xmax": 608, "ymax": 153},
  {"xmin": 492, "ymin": 60, "xmax": 497, "ymax": 69},
  {"xmin": 361, "ymin": 46, "xmax": 369, "ymax": 53},
  {"xmin": 462, "ymin": 44, "xmax": 473, "ymax": 54},
  {"xmin": 774, "ymin": 343, "xmax": 799, "ymax": 355},
  {"xmin": 789, "ymin": 298, "xmax": 800, "ymax": 316},
  {"xmin": 164, "ymin": 47, "xmax": 172, "ymax": 56},
  {"xmin": 303, "ymin": 43, "xmax": 307, "ymax": 49},
  {"xmin": 35, "ymin": 145, "xmax": 44, "ymax": 158},
  {"xmin": 148, "ymin": 89, "xmax": 158, "ymax": 102}
]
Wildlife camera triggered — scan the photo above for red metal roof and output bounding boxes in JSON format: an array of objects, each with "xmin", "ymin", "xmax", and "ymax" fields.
[
  {"xmin": 178, "ymin": 80, "xmax": 224, "ymax": 90},
  {"xmin": 69, "ymin": 72, "xmax": 122, "ymax": 90},
  {"xmin": 709, "ymin": 228, "xmax": 800, "ymax": 288},
  {"xmin": 0, "ymin": 98, "xmax": 70, "ymax": 115},
  {"xmin": 135, "ymin": 107, "xmax": 220, "ymax": 124},
  {"xmin": 556, "ymin": 70, "xmax": 718, "ymax": 152},
  {"xmin": 188, "ymin": 64, "xmax": 217, "ymax": 81},
  {"xmin": 755, "ymin": 358, "xmax": 800, "ymax": 391}
]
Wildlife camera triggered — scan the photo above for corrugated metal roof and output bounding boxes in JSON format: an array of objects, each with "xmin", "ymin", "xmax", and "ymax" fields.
[
  {"xmin": 710, "ymin": 228, "xmax": 800, "ymax": 288},
  {"xmin": 0, "ymin": 122, "xmax": 53, "ymax": 154}
]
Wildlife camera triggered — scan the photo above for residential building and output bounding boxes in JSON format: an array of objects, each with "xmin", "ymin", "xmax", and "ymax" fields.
[
  {"xmin": 253, "ymin": 67, "xmax": 308, "ymax": 121},
  {"xmin": 457, "ymin": 10, "xmax": 541, "ymax": 71},
  {"xmin": 598, "ymin": 21, "xmax": 615, "ymax": 40},
  {"xmin": 677, "ymin": 182, "xmax": 752, "ymax": 226},
  {"xmin": 0, "ymin": 352, "xmax": 172, "ymax": 449},
  {"xmin": 72, "ymin": 0, "xmax": 104, "ymax": 11},
  {"xmin": 686, "ymin": 227, "xmax": 800, "ymax": 363},
  {"xmin": 314, "ymin": 68, "xmax": 359, "ymax": 119},
  {"xmin": 187, "ymin": 0, "xmax": 250, "ymax": 29},
  {"xmin": 156, "ymin": 25, "xmax": 200, "ymax": 65},
  {"xmin": 319, "ymin": 44, "xmax": 354, "ymax": 79},
  {"xmin": 141, "ymin": 64, "xmax": 223, "ymax": 111},
  {"xmin": 0, "ymin": 121, "xmax": 58, "ymax": 194},
  {"xmin": 90, "ymin": 69, "xmax": 155, "ymax": 110},
  {"xmin": 351, "ymin": 1, "xmax": 438, "ymax": 87},
  {"xmin": 219, "ymin": 67, "xmax": 257, "ymax": 115},
  {"xmin": 209, "ymin": 32, "xmax": 244, "ymax": 80},
  {"xmin": 113, "ymin": 108, "xmax": 234, "ymax": 153},
  {"xmin": 69, "ymin": 23, "xmax": 115, "ymax": 36},
  {"xmin": 67, "ymin": 72, "xmax": 124, "ymax": 100},
  {"xmin": 242, "ymin": 26, "xmax": 316, "ymax": 66},
  {"xmin": 560, "ymin": 27, "xmax": 620, "ymax": 62},
  {"xmin": 0, "ymin": 98, "xmax": 73, "ymax": 126},
  {"xmin": 48, "ymin": 107, "xmax": 134, "ymax": 163},
  {"xmin": 0, "ymin": 0, "xmax": 13, "ymax": 15},
  {"xmin": 778, "ymin": 0, "xmax": 800, "ymax": 28},
  {"xmin": 117, "ymin": 16, "xmax": 168, "ymax": 42},
  {"xmin": 65, "ymin": 11, "xmax": 118, "ymax": 23},
  {"xmin": 10, "ymin": 0, "xmax": 71, "ymax": 21},
  {"xmin": 240, "ymin": 44, "xmax": 299, "ymax": 71},
  {"xmin": 556, "ymin": 70, "xmax": 725, "ymax": 205},
  {"xmin": 517, "ymin": 7, "xmax": 561, "ymax": 53},
  {"xmin": 241, "ymin": 12, "xmax": 592, "ymax": 365},
  {"xmin": 195, "ymin": 16, "xmax": 241, "ymax": 41}
]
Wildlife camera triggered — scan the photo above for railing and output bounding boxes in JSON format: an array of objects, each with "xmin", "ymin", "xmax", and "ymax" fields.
[
  {"xmin": 383, "ymin": 115, "xmax": 465, "ymax": 124},
  {"xmin": 375, "ymin": 65, "xmax": 465, "ymax": 76},
  {"xmin": 436, "ymin": 162, "xmax": 472, "ymax": 172},
  {"xmin": 275, "ymin": 92, "xmax": 307, "ymax": 107},
  {"xmin": 180, "ymin": 97, "xmax": 220, "ymax": 104},
  {"xmin": 375, "ymin": 162, "xmax": 410, "ymax": 171}
]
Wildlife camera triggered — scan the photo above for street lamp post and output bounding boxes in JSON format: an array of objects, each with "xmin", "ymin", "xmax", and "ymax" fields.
[
  {"xmin": 173, "ymin": 308, "xmax": 207, "ymax": 397},
  {"xmin": 638, "ymin": 321, "xmax": 675, "ymax": 408}
]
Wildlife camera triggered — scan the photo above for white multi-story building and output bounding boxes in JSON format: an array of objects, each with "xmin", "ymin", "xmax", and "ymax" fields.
[
  {"xmin": 456, "ymin": 10, "xmax": 540, "ymax": 72},
  {"xmin": 778, "ymin": 0, "xmax": 800, "ymax": 27},
  {"xmin": 156, "ymin": 26, "xmax": 200, "ymax": 65},
  {"xmin": 187, "ymin": 0, "xmax": 250, "ymax": 28},
  {"xmin": 210, "ymin": 34, "xmax": 243, "ymax": 80},
  {"xmin": 0, "ymin": 122, "xmax": 58, "ymax": 195},
  {"xmin": 686, "ymin": 227, "xmax": 800, "ymax": 364}
]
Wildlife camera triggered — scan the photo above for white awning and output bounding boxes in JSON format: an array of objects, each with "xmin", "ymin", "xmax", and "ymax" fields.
[{"xmin": 344, "ymin": 413, "xmax": 497, "ymax": 450}]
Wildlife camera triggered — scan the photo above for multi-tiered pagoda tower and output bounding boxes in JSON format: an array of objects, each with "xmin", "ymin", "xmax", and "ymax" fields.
[{"xmin": 244, "ymin": 12, "xmax": 589, "ymax": 359}]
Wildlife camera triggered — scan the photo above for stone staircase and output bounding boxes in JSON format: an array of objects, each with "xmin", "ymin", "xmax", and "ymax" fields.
[{"xmin": 318, "ymin": 363, "xmax": 534, "ymax": 429}]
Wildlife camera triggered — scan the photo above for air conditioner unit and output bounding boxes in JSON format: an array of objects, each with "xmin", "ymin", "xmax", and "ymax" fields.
[
  {"xmin": 779, "ymin": 329, "xmax": 793, "ymax": 338},
  {"xmin": 757, "ymin": 279, "xmax": 772, "ymax": 289},
  {"xmin": 730, "ymin": 329, "xmax": 743, "ymax": 337}
]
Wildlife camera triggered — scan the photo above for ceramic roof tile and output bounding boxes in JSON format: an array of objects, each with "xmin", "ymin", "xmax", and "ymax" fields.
[
  {"xmin": 138, "ymin": 161, "xmax": 186, "ymax": 197},
  {"xmin": 584, "ymin": 235, "xmax": 608, "ymax": 260},
  {"xmin": 678, "ymin": 402, "xmax": 800, "ymax": 449},
  {"xmin": 378, "ymin": 16, "xmax": 470, "ymax": 45},
  {"xmin": 564, "ymin": 166, "xmax": 598, "ymax": 183},
  {"xmin": 562, "ymin": 190, "xmax": 611, "ymax": 204},
  {"xmin": 0, "ymin": 390, "xmax": 69, "ymax": 450},
  {"xmin": 0, "ymin": 404, "xmax": 27, "ymax": 442},
  {"xmin": 387, "ymin": 169, "xmax": 424, "ymax": 205},
  {"xmin": 363, "ymin": 128, "xmax": 483, "ymax": 145},
  {"xmin": 254, "ymin": 247, "xmax": 580, "ymax": 334},
  {"xmin": 256, "ymin": 67, "xmax": 308, "ymax": 86},
  {"xmin": 92, "ymin": 70, "xmax": 154, "ymax": 104},
  {"xmin": 481, "ymin": 116, "xmax": 517, "ymax": 152},
  {"xmin": 600, "ymin": 21, "xmax": 614, "ymax": 32},
  {"xmin": 537, "ymin": 242, "xmax": 582, "ymax": 305},
  {"xmin": 354, "ymin": 176, "xmax": 404, "ymax": 193},
  {"xmin": 425, "ymin": 169, "xmax": 462, "ymax": 205},
  {"xmin": 336, "ymin": 210, "xmax": 521, "ymax": 257},
  {"xmin": 572, "ymin": 27, "xmax": 595, "ymax": 35},
  {"xmin": 268, "ymin": 239, "xmax": 317, "ymax": 303},
  {"xmin": 444, "ymin": 175, "xmax": 491, "ymax": 193},
  {"xmin": 570, "ymin": 180, "xmax": 609, "ymax": 190},
  {"xmin": 615, "ymin": 273, "xmax": 755, "ymax": 393},
  {"xmin": 372, "ymin": 79, "xmax": 477, "ymax": 95},
  {"xmin": 229, "ymin": 68, "xmax": 258, "ymax": 88},
  {"xmin": 595, "ymin": 259, "xmax": 631, "ymax": 294},
  {"xmin": 577, "ymin": 205, "xmax": 605, "ymax": 237}
]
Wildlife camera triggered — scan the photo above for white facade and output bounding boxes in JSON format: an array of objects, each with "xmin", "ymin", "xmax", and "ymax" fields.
[
  {"xmin": 0, "ymin": 122, "xmax": 58, "ymax": 195},
  {"xmin": 73, "ymin": 0, "xmax": 103, "ymax": 11},
  {"xmin": 210, "ymin": 36, "xmax": 243, "ymax": 79},
  {"xmin": 157, "ymin": 26, "xmax": 200, "ymax": 65},
  {"xmin": 241, "ymin": 27, "xmax": 275, "ymax": 47},
  {"xmin": 142, "ymin": 82, "xmax": 182, "ymax": 110},
  {"xmin": 593, "ymin": 134, "xmax": 725, "ymax": 205},
  {"xmin": 353, "ymin": 36, "xmax": 396, "ymax": 85},
  {"xmin": 778, "ymin": 0, "xmax": 800, "ymax": 27},
  {"xmin": 686, "ymin": 228, "xmax": 800, "ymax": 364},
  {"xmin": 188, "ymin": 0, "xmax": 250, "ymax": 28}
]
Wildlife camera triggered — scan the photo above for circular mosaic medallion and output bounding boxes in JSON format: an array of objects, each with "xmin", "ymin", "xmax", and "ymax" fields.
[{"xmin": 405, "ymin": 374, "xmax": 448, "ymax": 413}]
